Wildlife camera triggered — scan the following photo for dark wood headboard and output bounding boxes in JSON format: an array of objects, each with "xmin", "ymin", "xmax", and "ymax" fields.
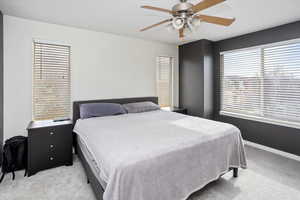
[{"xmin": 72, "ymin": 96, "xmax": 158, "ymax": 126}]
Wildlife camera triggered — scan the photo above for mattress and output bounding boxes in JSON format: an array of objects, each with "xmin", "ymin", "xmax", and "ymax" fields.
[
  {"xmin": 77, "ymin": 136, "xmax": 107, "ymax": 189},
  {"xmin": 74, "ymin": 110, "xmax": 247, "ymax": 200}
]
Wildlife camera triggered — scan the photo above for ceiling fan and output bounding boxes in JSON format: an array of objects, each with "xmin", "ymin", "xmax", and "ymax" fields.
[{"xmin": 140, "ymin": 0, "xmax": 235, "ymax": 39}]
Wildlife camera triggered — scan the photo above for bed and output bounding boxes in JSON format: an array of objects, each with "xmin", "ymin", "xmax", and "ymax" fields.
[{"xmin": 72, "ymin": 97, "xmax": 247, "ymax": 200}]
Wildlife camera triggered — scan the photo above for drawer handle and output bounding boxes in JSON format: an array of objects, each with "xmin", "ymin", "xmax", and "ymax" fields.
[
  {"xmin": 50, "ymin": 144, "xmax": 54, "ymax": 149},
  {"xmin": 50, "ymin": 157, "xmax": 54, "ymax": 161},
  {"xmin": 50, "ymin": 132, "xmax": 54, "ymax": 135}
]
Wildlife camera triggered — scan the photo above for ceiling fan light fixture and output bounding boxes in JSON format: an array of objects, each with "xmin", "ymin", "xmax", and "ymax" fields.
[
  {"xmin": 191, "ymin": 17, "xmax": 201, "ymax": 27},
  {"xmin": 166, "ymin": 24, "xmax": 176, "ymax": 33},
  {"xmin": 172, "ymin": 17, "xmax": 185, "ymax": 30}
]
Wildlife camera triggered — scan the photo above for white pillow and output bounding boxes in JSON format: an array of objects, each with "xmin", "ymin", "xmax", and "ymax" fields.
[{"xmin": 122, "ymin": 102, "xmax": 160, "ymax": 113}]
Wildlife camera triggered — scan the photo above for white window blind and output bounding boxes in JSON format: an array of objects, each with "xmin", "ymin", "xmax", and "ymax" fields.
[
  {"xmin": 221, "ymin": 40, "xmax": 300, "ymax": 127},
  {"xmin": 157, "ymin": 56, "xmax": 173, "ymax": 107},
  {"xmin": 33, "ymin": 41, "xmax": 71, "ymax": 121}
]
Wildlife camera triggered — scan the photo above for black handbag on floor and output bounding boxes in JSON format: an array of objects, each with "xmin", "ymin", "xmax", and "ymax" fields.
[{"xmin": 0, "ymin": 136, "xmax": 28, "ymax": 183}]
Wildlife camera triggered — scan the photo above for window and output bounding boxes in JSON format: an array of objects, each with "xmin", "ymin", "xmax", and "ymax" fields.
[
  {"xmin": 156, "ymin": 56, "xmax": 173, "ymax": 107},
  {"xmin": 220, "ymin": 40, "xmax": 300, "ymax": 128},
  {"xmin": 33, "ymin": 41, "xmax": 71, "ymax": 121}
]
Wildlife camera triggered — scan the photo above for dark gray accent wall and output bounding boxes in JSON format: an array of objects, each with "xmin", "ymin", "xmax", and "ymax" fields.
[
  {"xmin": 0, "ymin": 11, "xmax": 3, "ymax": 165},
  {"xmin": 213, "ymin": 21, "xmax": 300, "ymax": 156},
  {"xmin": 179, "ymin": 39, "xmax": 213, "ymax": 118}
]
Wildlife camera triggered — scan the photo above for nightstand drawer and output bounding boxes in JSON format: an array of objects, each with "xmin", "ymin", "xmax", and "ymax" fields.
[
  {"xmin": 27, "ymin": 120, "xmax": 73, "ymax": 176},
  {"xmin": 29, "ymin": 131, "xmax": 72, "ymax": 156},
  {"xmin": 29, "ymin": 126, "xmax": 71, "ymax": 141},
  {"xmin": 32, "ymin": 150, "xmax": 70, "ymax": 172}
]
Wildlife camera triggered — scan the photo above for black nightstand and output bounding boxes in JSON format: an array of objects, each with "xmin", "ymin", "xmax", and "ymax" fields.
[
  {"xmin": 27, "ymin": 120, "xmax": 73, "ymax": 176},
  {"xmin": 171, "ymin": 107, "xmax": 187, "ymax": 114}
]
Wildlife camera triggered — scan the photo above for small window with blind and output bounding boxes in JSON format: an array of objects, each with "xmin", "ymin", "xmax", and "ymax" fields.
[
  {"xmin": 33, "ymin": 41, "xmax": 71, "ymax": 121},
  {"xmin": 156, "ymin": 56, "xmax": 173, "ymax": 108},
  {"xmin": 220, "ymin": 40, "xmax": 300, "ymax": 128}
]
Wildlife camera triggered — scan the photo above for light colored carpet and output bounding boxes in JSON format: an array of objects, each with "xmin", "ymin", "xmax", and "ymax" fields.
[{"xmin": 0, "ymin": 145, "xmax": 300, "ymax": 200}]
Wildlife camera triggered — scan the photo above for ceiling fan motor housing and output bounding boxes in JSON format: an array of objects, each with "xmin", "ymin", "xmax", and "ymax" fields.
[{"xmin": 172, "ymin": 2, "xmax": 194, "ymax": 17}]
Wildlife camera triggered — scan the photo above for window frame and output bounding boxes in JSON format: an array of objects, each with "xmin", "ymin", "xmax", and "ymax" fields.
[
  {"xmin": 220, "ymin": 38, "xmax": 300, "ymax": 130},
  {"xmin": 32, "ymin": 39, "xmax": 71, "ymax": 121},
  {"xmin": 156, "ymin": 56, "xmax": 174, "ymax": 108}
]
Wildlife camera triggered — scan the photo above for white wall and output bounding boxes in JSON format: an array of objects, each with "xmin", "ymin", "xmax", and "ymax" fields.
[{"xmin": 3, "ymin": 16, "xmax": 178, "ymax": 140}]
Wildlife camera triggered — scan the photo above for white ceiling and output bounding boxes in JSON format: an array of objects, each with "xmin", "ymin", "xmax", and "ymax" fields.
[{"xmin": 1, "ymin": 0, "xmax": 300, "ymax": 45}]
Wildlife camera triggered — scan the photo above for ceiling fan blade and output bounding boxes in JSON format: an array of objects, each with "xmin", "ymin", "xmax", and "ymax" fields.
[
  {"xmin": 192, "ymin": 0, "xmax": 225, "ymax": 13},
  {"xmin": 140, "ymin": 19, "xmax": 172, "ymax": 32},
  {"xmin": 141, "ymin": 6, "xmax": 173, "ymax": 14},
  {"xmin": 179, "ymin": 29, "xmax": 184, "ymax": 39},
  {"xmin": 196, "ymin": 15, "xmax": 235, "ymax": 26}
]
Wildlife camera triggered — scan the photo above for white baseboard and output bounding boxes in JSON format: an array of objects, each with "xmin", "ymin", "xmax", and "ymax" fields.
[{"xmin": 244, "ymin": 140, "xmax": 300, "ymax": 162}]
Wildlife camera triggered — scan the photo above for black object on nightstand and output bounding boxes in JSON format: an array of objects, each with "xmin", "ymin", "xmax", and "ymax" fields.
[
  {"xmin": 171, "ymin": 107, "xmax": 188, "ymax": 114},
  {"xmin": 27, "ymin": 120, "xmax": 73, "ymax": 176}
]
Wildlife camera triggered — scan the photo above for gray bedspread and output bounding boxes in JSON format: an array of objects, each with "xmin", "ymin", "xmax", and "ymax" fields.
[{"xmin": 74, "ymin": 110, "xmax": 247, "ymax": 200}]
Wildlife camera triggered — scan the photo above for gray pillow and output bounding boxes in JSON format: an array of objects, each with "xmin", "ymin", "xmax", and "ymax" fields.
[
  {"xmin": 80, "ymin": 103, "xmax": 127, "ymax": 119},
  {"xmin": 122, "ymin": 101, "xmax": 160, "ymax": 113}
]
